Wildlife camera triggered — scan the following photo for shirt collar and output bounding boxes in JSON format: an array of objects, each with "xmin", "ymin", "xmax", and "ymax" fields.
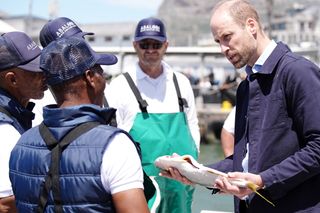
[
  {"xmin": 252, "ymin": 40, "xmax": 277, "ymax": 73},
  {"xmin": 135, "ymin": 61, "xmax": 168, "ymax": 82},
  {"xmin": 0, "ymin": 88, "xmax": 35, "ymax": 132},
  {"xmin": 245, "ymin": 40, "xmax": 277, "ymax": 75},
  {"xmin": 136, "ymin": 62, "xmax": 148, "ymax": 80}
]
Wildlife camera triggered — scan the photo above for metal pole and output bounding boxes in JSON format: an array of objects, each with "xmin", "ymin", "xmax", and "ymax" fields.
[{"xmin": 25, "ymin": 0, "xmax": 33, "ymax": 35}]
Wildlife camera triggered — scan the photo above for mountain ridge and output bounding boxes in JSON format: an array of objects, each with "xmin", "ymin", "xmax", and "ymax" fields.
[{"xmin": 157, "ymin": 0, "xmax": 320, "ymax": 46}]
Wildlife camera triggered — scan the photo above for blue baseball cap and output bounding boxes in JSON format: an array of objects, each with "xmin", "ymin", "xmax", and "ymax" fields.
[
  {"xmin": 134, "ymin": 17, "xmax": 167, "ymax": 42},
  {"xmin": 39, "ymin": 17, "xmax": 94, "ymax": 47},
  {"xmin": 0, "ymin": 31, "xmax": 42, "ymax": 72},
  {"xmin": 40, "ymin": 37, "xmax": 117, "ymax": 86}
]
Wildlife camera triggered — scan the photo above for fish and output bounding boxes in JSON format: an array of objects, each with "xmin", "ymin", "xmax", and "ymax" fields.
[{"xmin": 154, "ymin": 154, "xmax": 275, "ymax": 207}]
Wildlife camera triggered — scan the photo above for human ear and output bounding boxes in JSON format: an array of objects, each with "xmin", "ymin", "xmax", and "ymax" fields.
[
  {"xmin": 5, "ymin": 71, "xmax": 18, "ymax": 87},
  {"xmin": 84, "ymin": 70, "xmax": 96, "ymax": 88},
  {"xmin": 246, "ymin": 18, "xmax": 257, "ymax": 35},
  {"xmin": 162, "ymin": 41, "xmax": 169, "ymax": 51},
  {"xmin": 133, "ymin": 41, "xmax": 139, "ymax": 51}
]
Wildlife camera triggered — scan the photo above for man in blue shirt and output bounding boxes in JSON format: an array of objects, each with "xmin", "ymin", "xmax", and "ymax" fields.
[{"xmin": 163, "ymin": 0, "xmax": 320, "ymax": 212}]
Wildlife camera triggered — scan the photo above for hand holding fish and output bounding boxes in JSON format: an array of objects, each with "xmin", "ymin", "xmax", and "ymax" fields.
[
  {"xmin": 160, "ymin": 167, "xmax": 195, "ymax": 185},
  {"xmin": 215, "ymin": 172, "xmax": 263, "ymax": 199},
  {"xmin": 158, "ymin": 153, "xmax": 194, "ymax": 185},
  {"xmin": 155, "ymin": 154, "xmax": 275, "ymax": 207}
]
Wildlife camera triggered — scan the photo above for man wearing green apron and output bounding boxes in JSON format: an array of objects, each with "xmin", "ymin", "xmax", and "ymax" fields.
[{"xmin": 106, "ymin": 17, "xmax": 200, "ymax": 213}]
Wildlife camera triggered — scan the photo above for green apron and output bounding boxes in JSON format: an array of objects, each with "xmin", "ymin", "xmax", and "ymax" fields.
[{"xmin": 124, "ymin": 72, "xmax": 198, "ymax": 213}]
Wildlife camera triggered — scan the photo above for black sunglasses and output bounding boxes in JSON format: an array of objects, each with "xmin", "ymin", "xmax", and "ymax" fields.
[{"xmin": 138, "ymin": 42, "xmax": 163, "ymax": 50}]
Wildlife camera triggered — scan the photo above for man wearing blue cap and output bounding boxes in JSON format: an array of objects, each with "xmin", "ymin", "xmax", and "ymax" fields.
[
  {"xmin": 32, "ymin": 17, "xmax": 95, "ymax": 126},
  {"xmin": 37, "ymin": 16, "xmax": 153, "ymax": 205},
  {"xmin": 106, "ymin": 17, "xmax": 200, "ymax": 213},
  {"xmin": 39, "ymin": 16, "xmax": 94, "ymax": 48},
  {"xmin": 0, "ymin": 31, "xmax": 47, "ymax": 212},
  {"xmin": 9, "ymin": 37, "xmax": 149, "ymax": 213}
]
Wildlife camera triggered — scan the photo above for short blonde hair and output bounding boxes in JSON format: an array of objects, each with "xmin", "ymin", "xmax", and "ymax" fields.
[{"xmin": 213, "ymin": 0, "xmax": 262, "ymax": 29}]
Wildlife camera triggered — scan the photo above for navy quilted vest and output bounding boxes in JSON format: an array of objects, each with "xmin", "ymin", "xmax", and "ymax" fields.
[{"xmin": 9, "ymin": 124, "xmax": 126, "ymax": 212}]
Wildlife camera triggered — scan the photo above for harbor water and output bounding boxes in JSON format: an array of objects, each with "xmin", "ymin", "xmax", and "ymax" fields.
[{"xmin": 191, "ymin": 142, "xmax": 234, "ymax": 213}]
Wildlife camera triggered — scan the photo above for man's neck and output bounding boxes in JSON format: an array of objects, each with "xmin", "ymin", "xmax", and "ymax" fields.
[
  {"xmin": 139, "ymin": 62, "xmax": 163, "ymax": 79},
  {"xmin": 248, "ymin": 36, "xmax": 272, "ymax": 67}
]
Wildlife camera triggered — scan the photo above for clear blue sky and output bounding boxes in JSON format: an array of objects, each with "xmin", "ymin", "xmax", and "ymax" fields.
[{"xmin": 0, "ymin": 0, "xmax": 164, "ymax": 24}]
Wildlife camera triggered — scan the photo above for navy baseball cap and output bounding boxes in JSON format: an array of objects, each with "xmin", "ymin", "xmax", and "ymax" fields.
[
  {"xmin": 134, "ymin": 17, "xmax": 167, "ymax": 42},
  {"xmin": 0, "ymin": 31, "xmax": 42, "ymax": 72},
  {"xmin": 39, "ymin": 17, "xmax": 94, "ymax": 47},
  {"xmin": 40, "ymin": 37, "xmax": 117, "ymax": 86}
]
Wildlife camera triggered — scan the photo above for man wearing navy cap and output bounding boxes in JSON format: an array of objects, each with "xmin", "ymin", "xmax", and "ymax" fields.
[
  {"xmin": 39, "ymin": 16, "xmax": 93, "ymax": 48},
  {"xmin": 9, "ymin": 37, "xmax": 149, "ymax": 213},
  {"xmin": 0, "ymin": 31, "xmax": 47, "ymax": 212},
  {"xmin": 106, "ymin": 17, "xmax": 200, "ymax": 213},
  {"xmin": 31, "ymin": 17, "xmax": 95, "ymax": 127}
]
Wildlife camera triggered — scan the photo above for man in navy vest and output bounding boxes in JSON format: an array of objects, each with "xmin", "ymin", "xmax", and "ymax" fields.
[
  {"xmin": 0, "ymin": 31, "xmax": 46, "ymax": 212},
  {"xmin": 9, "ymin": 37, "xmax": 149, "ymax": 212},
  {"xmin": 32, "ymin": 16, "xmax": 94, "ymax": 126}
]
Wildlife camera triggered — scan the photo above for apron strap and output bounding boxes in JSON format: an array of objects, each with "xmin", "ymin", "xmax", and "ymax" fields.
[
  {"xmin": 103, "ymin": 95, "xmax": 109, "ymax": 107},
  {"xmin": 37, "ymin": 121, "xmax": 100, "ymax": 213},
  {"xmin": 102, "ymin": 95, "xmax": 118, "ymax": 127},
  {"xmin": 123, "ymin": 72, "xmax": 148, "ymax": 113},
  {"xmin": 173, "ymin": 73, "xmax": 188, "ymax": 112},
  {"xmin": 123, "ymin": 72, "xmax": 188, "ymax": 113}
]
